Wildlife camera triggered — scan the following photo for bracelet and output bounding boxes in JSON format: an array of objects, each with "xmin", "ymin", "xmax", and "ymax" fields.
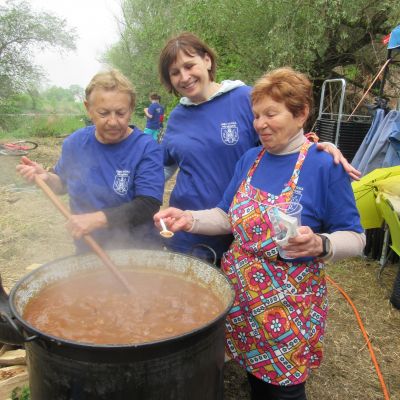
[{"xmin": 186, "ymin": 211, "xmax": 196, "ymax": 232}]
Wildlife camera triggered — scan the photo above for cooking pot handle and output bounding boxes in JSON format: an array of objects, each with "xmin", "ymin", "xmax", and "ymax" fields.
[
  {"xmin": 0, "ymin": 276, "xmax": 37, "ymax": 344},
  {"xmin": 190, "ymin": 244, "xmax": 217, "ymax": 266},
  {"xmin": 0, "ymin": 276, "xmax": 10, "ymax": 315},
  {"xmin": 0, "ymin": 312, "xmax": 37, "ymax": 342}
]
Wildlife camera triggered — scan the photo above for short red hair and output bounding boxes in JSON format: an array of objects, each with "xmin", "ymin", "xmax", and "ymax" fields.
[{"xmin": 251, "ymin": 67, "xmax": 313, "ymax": 118}]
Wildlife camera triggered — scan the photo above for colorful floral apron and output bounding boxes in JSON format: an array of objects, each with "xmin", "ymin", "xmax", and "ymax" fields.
[{"xmin": 222, "ymin": 140, "xmax": 328, "ymax": 386}]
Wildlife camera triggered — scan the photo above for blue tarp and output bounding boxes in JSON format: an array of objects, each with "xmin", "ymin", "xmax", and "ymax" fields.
[
  {"xmin": 388, "ymin": 24, "xmax": 400, "ymax": 50},
  {"xmin": 352, "ymin": 110, "xmax": 400, "ymax": 176}
]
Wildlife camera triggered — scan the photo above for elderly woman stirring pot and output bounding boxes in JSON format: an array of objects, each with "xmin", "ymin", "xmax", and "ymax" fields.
[
  {"xmin": 155, "ymin": 67, "xmax": 365, "ymax": 400},
  {"xmin": 17, "ymin": 69, "xmax": 164, "ymax": 253}
]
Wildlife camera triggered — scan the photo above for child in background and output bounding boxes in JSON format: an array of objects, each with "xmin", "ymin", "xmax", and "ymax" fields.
[{"xmin": 144, "ymin": 93, "xmax": 165, "ymax": 141}]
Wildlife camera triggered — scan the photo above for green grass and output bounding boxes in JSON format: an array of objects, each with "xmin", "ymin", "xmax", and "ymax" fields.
[
  {"xmin": 0, "ymin": 115, "xmax": 86, "ymax": 139},
  {"xmin": 11, "ymin": 386, "xmax": 30, "ymax": 400},
  {"xmin": 1, "ymin": 111, "xmax": 148, "ymax": 139}
]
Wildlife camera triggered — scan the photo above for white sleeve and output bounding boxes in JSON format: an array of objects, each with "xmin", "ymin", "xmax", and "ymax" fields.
[
  {"xmin": 187, "ymin": 208, "xmax": 231, "ymax": 235},
  {"xmin": 321, "ymin": 231, "xmax": 366, "ymax": 263}
]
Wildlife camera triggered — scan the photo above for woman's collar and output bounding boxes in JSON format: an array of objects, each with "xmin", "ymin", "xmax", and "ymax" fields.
[
  {"xmin": 268, "ymin": 129, "xmax": 306, "ymax": 155},
  {"xmin": 179, "ymin": 80, "xmax": 245, "ymax": 106}
]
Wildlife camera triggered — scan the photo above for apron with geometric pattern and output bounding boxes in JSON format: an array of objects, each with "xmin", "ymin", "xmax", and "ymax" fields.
[{"xmin": 222, "ymin": 140, "xmax": 328, "ymax": 385}]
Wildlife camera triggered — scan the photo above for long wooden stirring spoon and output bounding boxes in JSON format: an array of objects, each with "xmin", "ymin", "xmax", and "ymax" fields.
[{"xmin": 34, "ymin": 175, "xmax": 133, "ymax": 294}]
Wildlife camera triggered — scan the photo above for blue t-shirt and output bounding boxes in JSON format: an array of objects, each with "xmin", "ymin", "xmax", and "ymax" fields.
[
  {"xmin": 162, "ymin": 85, "xmax": 259, "ymax": 259},
  {"xmin": 146, "ymin": 102, "xmax": 164, "ymax": 130},
  {"xmin": 218, "ymin": 145, "xmax": 363, "ymax": 237},
  {"xmin": 54, "ymin": 125, "xmax": 165, "ymax": 251}
]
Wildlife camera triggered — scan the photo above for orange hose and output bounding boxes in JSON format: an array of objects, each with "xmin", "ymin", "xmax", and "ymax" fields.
[{"xmin": 326, "ymin": 274, "xmax": 390, "ymax": 400}]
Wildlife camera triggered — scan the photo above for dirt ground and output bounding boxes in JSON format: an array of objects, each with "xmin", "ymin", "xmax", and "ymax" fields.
[{"xmin": 0, "ymin": 137, "xmax": 399, "ymax": 400}]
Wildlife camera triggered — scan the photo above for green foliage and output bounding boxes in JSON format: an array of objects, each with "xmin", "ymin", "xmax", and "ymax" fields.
[
  {"xmin": 0, "ymin": 85, "xmax": 86, "ymax": 137},
  {"xmin": 0, "ymin": 0, "xmax": 77, "ymax": 100},
  {"xmin": 38, "ymin": 86, "xmax": 85, "ymax": 114},
  {"xmin": 11, "ymin": 385, "xmax": 30, "ymax": 400},
  {"xmin": 0, "ymin": 115, "xmax": 86, "ymax": 138},
  {"xmin": 30, "ymin": 115, "xmax": 86, "ymax": 137},
  {"xmin": 105, "ymin": 0, "xmax": 400, "ymax": 112},
  {"xmin": 343, "ymin": 65, "xmax": 359, "ymax": 81},
  {"xmin": 2, "ymin": 0, "xmax": 398, "ymax": 134},
  {"xmin": 0, "ymin": 0, "xmax": 80, "ymax": 134}
]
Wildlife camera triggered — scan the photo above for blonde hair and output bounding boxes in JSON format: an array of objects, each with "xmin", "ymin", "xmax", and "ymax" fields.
[
  {"xmin": 85, "ymin": 69, "xmax": 136, "ymax": 109},
  {"xmin": 251, "ymin": 67, "xmax": 313, "ymax": 118}
]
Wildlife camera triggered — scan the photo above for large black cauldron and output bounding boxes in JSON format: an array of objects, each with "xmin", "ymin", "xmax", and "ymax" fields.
[{"xmin": 0, "ymin": 249, "xmax": 235, "ymax": 400}]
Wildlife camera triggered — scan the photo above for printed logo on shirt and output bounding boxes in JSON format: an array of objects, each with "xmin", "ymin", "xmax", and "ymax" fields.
[
  {"xmin": 291, "ymin": 186, "xmax": 303, "ymax": 204},
  {"xmin": 221, "ymin": 122, "xmax": 239, "ymax": 145},
  {"xmin": 113, "ymin": 170, "xmax": 130, "ymax": 196}
]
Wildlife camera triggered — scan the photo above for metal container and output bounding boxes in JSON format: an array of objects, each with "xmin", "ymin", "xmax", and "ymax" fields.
[
  {"xmin": 0, "ymin": 249, "xmax": 235, "ymax": 400},
  {"xmin": 316, "ymin": 78, "xmax": 372, "ymax": 161}
]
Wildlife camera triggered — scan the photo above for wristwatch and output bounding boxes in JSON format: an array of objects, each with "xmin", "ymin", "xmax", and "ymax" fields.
[{"xmin": 316, "ymin": 234, "xmax": 330, "ymax": 258}]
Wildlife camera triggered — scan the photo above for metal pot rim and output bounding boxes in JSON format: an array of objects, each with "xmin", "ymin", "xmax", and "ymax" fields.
[{"xmin": 8, "ymin": 249, "xmax": 235, "ymax": 349}]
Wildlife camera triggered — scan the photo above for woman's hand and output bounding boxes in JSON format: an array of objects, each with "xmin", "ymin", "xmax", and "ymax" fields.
[
  {"xmin": 16, "ymin": 156, "xmax": 66, "ymax": 194},
  {"xmin": 16, "ymin": 156, "xmax": 48, "ymax": 183},
  {"xmin": 66, "ymin": 211, "xmax": 108, "ymax": 239},
  {"xmin": 154, "ymin": 207, "xmax": 194, "ymax": 232},
  {"xmin": 281, "ymin": 226, "xmax": 324, "ymax": 258},
  {"xmin": 316, "ymin": 142, "xmax": 361, "ymax": 181}
]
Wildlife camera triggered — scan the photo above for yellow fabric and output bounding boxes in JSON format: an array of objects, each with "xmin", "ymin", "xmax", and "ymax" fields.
[
  {"xmin": 360, "ymin": 166, "xmax": 400, "ymax": 185},
  {"xmin": 374, "ymin": 176, "xmax": 400, "ymax": 215},
  {"xmin": 376, "ymin": 191, "xmax": 400, "ymax": 215},
  {"xmin": 376, "ymin": 193, "xmax": 400, "ymax": 257},
  {"xmin": 374, "ymin": 175, "xmax": 400, "ymax": 196},
  {"xmin": 352, "ymin": 166, "xmax": 400, "ymax": 229},
  {"xmin": 352, "ymin": 180, "xmax": 383, "ymax": 229}
]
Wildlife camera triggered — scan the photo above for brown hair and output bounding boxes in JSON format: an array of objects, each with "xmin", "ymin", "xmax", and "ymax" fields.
[
  {"xmin": 159, "ymin": 32, "xmax": 217, "ymax": 96},
  {"xmin": 149, "ymin": 92, "xmax": 161, "ymax": 101},
  {"xmin": 251, "ymin": 67, "xmax": 313, "ymax": 118},
  {"xmin": 85, "ymin": 69, "xmax": 136, "ymax": 109}
]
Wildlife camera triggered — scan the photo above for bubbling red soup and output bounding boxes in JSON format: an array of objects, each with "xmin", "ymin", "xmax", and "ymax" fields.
[{"xmin": 23, "ymin": 268, "xmax": 224, "ymax": 345}]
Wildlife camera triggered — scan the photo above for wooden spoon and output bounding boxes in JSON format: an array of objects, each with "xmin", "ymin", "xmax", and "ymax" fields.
[{"xmin": 34, "ymin": 175, "xmax": 132, "ymax": 294}]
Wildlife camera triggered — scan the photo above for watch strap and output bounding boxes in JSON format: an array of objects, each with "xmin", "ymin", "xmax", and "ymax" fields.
[{"xmin": 316, "ymin": 234, "xmax": 330, "ymax": 258}]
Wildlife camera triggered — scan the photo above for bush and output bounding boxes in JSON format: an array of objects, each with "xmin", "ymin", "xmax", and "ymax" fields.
[
  {"xmin": 0, "ymin": 115, "xmax": 86, "ymax": 138},
  {"xmin": 29, "ymin": 115, "xmax": 85, "ymax": 137},
  {"xmin": 11, "ymin": 385, "xmax": 30, "ymax": 400}
]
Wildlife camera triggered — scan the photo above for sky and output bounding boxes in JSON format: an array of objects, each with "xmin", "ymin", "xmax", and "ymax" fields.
[{"xmin": 28, "ymin": 0, "xmax": 122, "ymax": 89}]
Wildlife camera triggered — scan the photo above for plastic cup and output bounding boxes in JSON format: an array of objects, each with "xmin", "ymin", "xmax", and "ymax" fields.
[{"xmin": 267, "ymin": 202, "xmax": 302, "ymax": 259}]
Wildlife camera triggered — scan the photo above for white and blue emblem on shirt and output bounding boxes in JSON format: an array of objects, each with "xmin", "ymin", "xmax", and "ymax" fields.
[
  {"xmin": 113, "ymin": 170, "xmax": 130, "ymax": 196},
  {"xmin": 221, "ymin": 121, "xmax": 239, "ymax": 145},
  {"xmin": 291, "ymin": 187, "xmax": 303, "ymax": 205}
]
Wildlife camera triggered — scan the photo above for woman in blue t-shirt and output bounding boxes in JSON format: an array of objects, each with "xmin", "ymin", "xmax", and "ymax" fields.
[
  {"xmin": 155, "ymin": 67, "xmax": 365, "ymax": 400},
  {"xmin": 17, "ymin": 69, "xmax": 165, "ymax": 253},
  {"xmin": 158, "ymin": 32, "xmax": 360, "ymax": 263}
]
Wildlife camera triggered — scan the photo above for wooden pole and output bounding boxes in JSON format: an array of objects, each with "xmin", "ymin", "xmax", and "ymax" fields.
[{"xmin": 34, "ymin": 175, "xmax": 132, "ymax": 294}]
